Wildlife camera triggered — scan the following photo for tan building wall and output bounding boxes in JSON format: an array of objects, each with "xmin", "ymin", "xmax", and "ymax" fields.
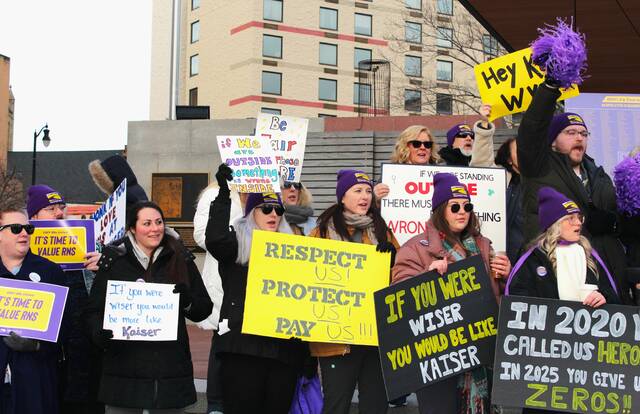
[
  {"xmin": 150, "ymin": 0, "xmax": 175, "ymax": 120},
  {"xmin": 0, "ymin": 54, "xmax": 10, "ymax": 168},
  {"xmin": 154, "ymin": 0, "xmax": 496, "ymax": 119}
]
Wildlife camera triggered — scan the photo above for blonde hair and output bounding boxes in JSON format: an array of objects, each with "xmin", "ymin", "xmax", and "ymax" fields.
[
  {"xmin": 390, "ymin": 125, "xmax": 441, "ymax": 164},
  {"xmin": 531, "ymin": 219, "xmax": 599, "ymax": 278}
]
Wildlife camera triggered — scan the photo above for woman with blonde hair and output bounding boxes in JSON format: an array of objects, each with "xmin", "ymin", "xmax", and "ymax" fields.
[{"xmin": 374, "ymin": 125, "xmax": 441, "ymax": 200}]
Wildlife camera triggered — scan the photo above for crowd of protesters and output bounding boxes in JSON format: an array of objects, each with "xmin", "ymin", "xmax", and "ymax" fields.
[{"xmin": 1, "ymin": 76, "xmax": 639, "ymax": 414}]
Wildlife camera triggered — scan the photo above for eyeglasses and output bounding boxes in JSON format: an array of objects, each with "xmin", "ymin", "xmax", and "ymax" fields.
[
  {"xmin": 0, "ymin": 224, "xmax": 35, "ymax": 235},
  {"xmin": 408, "ymin": 140, "xmax": 434, "ymax": 149},
  {"xmin": 42, "ymin": 204, "xmax": 67, "ymax": 213},
  {"xmin": 450, "ymin": 203, "xmax": 473, "ymax": 213},
  {"xmin": 259, "ymin": 205, "xmax": 285, "ymax": 216},
  {"xmin": 563, "ymin": 129, "xmax": 590, "ymax": 138},
  {"xmin": 283, "ymin": 182, "xmax": 302, "ymax": 190},
  {"xmin": 455, "ymin": 133, "xmax": 474, "ymax": 140},
  {"xmin": 564, "ymin": 214, "xmax": 585, "ymax": 224}
]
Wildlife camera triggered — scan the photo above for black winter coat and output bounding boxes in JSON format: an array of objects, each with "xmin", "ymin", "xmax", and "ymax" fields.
[
  {"xmin": 506, "ymin": 174, "xmax": 524, "ymax": 264},
  {"xmin": 517, "ymin": 84, "xmax": 629, "ymax": 302},
  {"xmin": 84, "ymin": 236, "xmax": 212, "ymax": 409},
  {"xmin": 204, "ymin": 190, "xmax": 308, "ymax": 369},
  {"xmin": 506, "ymin": 247, "xmax": 619, "ymax": 305},
  {"xmin": 438, "ymin": 146, "xmax": 471, "ymax": 166}
]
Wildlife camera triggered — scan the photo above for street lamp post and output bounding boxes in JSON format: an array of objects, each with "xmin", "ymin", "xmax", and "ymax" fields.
[{"xmin": 32, "ymin": 124, "xmax": 51, "ymax": 185}]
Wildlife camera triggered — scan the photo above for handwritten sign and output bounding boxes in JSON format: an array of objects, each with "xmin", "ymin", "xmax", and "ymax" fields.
[
  {"xmin": 217, "ymin": 135, "xmax": 280, "ymax": 193},
  {"xmin": 92, "ymin": 179, "xmax": 127, "ymax": 248},
  {"xmin": 0, "ymin": 277, "xmax": 68, "ymax": 342},
  {"xmin": 380, "ymin": 164, "xmax": 506, "ymax": 249},
  {"xmin": 493, "ymin": 296, "xmax": 640, "ymax": 413},
  {"xmin": 255, "ymin": 114, "xmax": 309, "ymax": 182},
  {"xmin": 374, "ymin": 256, "xmax": 498, "ymax": 400},
  {"xmin": 474, "ymin": 48, "xmax": 579, "ymax": 121},
  {"xmin": 242, "ymin": 231, "xmax": 390, "ymax": 345},
  {"xmin": 30, "ymin": 220, "xmax": 96, "ymax": 271},
  {"xmin": 103, "ymin": 281, "xmax": 180, "ymax": 341}
]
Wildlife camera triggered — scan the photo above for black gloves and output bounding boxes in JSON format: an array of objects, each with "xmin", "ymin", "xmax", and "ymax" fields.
[
  {"xmin": 376, "ymin": 241, "xmax": 397, "ymax": 267},
  {"xmin": 173, "ymin": 283, "xmax": 193, "ymax": 309},
  {"xmin": 92, "ymin": 329, "xmax": 114, "ymax": 349},
  {"xmin": 585, "ymin": 204, "xmax": 618, "ymax": 236},
  {"xmin": 3, "ymin": 332, "xmax": 40, "ymax": 352},
  {"xmin": 215, "ymin": 163, "xmax": 233, "ymax": 191}
]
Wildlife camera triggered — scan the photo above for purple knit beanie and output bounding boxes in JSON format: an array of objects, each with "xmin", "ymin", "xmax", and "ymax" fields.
[
  {"xmin": 446, "ymin": 123, "xmax": 474, "ymax": 147},
  {"xmin": 547, "ymin": 113, "xmax": 588, "ymax": 144},
  {"xmin": 431, "ymin": 173, "xmax": 470, "ymax": 212},
  {"xmin": 244, "ymin": 192, "xmax": 283, "ymax": 217},
  {"xmin": 537, "ymin": 187, "xmax": 581, "ymax": 231},
  {"xmin": 27, "ymin": 185, "xmax": 65, "ymax": 218},
  {"xmin": 336, "ymin": 169, "xmax": 373, "ymax": 202}
]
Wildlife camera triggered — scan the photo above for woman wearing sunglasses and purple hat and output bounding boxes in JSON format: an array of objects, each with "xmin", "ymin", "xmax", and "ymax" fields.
[
  {"xmin": 392, "ymin": 172, "xmax": 510, "ymax": 414},
  {"xmin": 204, "ymin": 164, "xmax": 308, "ymax": 414},
  {"xmin": 281, "ymin": 180, "xmax": 316, "ymax": 236}
]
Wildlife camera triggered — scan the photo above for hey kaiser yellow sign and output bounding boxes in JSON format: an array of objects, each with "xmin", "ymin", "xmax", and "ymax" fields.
[
  {"xmin": 242, "ymin": 231, "xmax": 391, "ymax": 345},
  {"xmin": 474, "ymin": 47, "xmax": 579, "ymax": 121}
]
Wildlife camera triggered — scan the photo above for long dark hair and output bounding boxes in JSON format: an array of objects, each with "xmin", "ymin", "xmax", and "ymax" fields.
[
  {"xmin": 317, "ymin": 202, "xmax": 390, "ymax": 243},
  {"xmin": 495, "ymin": 137, "xmax": 518, "ymax": 176},
  {"xmin": 430, "ymin": 202, "xmax": 481, "ymax": 255},
  {"xmin": 127, "ymin": 201, "xmax": 189, "ymax": 285}
]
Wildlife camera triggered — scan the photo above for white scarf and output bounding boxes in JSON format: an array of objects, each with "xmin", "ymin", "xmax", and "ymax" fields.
[
  {"xmin": 127, "ymin": 232, "xmax": 163, "ymax": 270},
  {"xmin": 555, "ymin": 243, "xmax": 587, "ymax": 301}
]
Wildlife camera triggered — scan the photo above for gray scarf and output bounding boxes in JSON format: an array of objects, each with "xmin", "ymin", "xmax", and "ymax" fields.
[
  {"xmin": 284, "ymin": 205, "xmax": 314, "ymax": 225},
  {"xmin": 327, "ymin": 212, "xmax": 378, "ymax": 244}
]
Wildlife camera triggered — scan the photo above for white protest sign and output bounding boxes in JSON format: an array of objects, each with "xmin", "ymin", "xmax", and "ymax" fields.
[
  {"xmin": 380, "ymin": 164, "xmax": 507, "ymax": 250},
  {"xmin": 103, "ymin": 280, "xmax": 180, "ymax": 341},
  {"xmin": 217, "ymin": 135, "xmax": 281, "ymax": 193},
  {"xmin": 255, "ymin": 113, "xmax": 309, "ymax": 182},
  {"xmin": 92, "ymin": 179, "xmax": 127, "ymax": 247}
]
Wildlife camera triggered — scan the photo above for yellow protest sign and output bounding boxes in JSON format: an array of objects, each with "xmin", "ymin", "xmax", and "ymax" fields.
[
  {"xmin": 474, "ymin": 48, "xmax": 579, "ymax": 121},
  {"xmin": 242, "ymin": 230, "xmax": 390, "ymax": 345},
  {"xmin": 30, "ymin": 220, "xmax": 95, "ymax": 270}
]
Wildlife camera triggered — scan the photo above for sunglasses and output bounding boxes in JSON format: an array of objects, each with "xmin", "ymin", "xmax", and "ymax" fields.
[
  {"xmin": 408, "ymin": 140, "xmax": 434, "ymax": 149},
  {"xmin": 450, "ymin": 203, "xmax": 473, "ymax": 213},
  {"xmin": 455, "ymin": 133, "xmax": 475, "ymax": 140},
  {"xmin": 283, "ymin": 182, "xmax": 302, "ymax": 190},
  {"xmin": 259, "ymin": 205, "xmax": 285, "ymax": 216},
  {"xmin": 0, "ymin": 224, "xmax": 35, "ymax": 235}
]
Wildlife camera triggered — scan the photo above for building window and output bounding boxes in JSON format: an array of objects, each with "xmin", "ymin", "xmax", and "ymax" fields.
[
  {"xmin": 353, "ymin": 83, "xmax": 371, "ymax": 105},
  {"xmin": 436, "ymin": 0, "xmax": 453, "ymax": 15},
  {"xmin": 436, "ymin": 60, "xmax": 453, "ymax": 81},
  {"xmin": 405, "ymin": 0, "xmax": 421, "ymax": 10},
  {"xmin": 405, "ymin": 55, "xmax": 422, "ymax": 77},
  {"xmin": 263, "ymin": 35, "xmax": 283, "ymax": 59},
  {"xmin": 190, "ymin": 21, "xmax": 200, "ymax": 43},
  {"xmin": 354, "ymin": 47, "xmax": 372, "ymax": 69},
  {"xmin": 483, "ymin": 34, "xmax": 499, "ymax": 58},
  {"xmin": 191, "ymin": 0, "xmax": 200, "ymax": 10},
  {"xmin": 436, "ymin": 93, "xmax": 453, "ymax": 114},
  {"xmin": 320, "ymin": 7, "xmax": 338, "ymax": 30},
  {"xmin": 405, "ymin": 21, "xmax": 421, "ymax": 43},
  {"xmin": 263, "ymin": 0, "xmax": 283, "ymax": 22},
  {"xmin": 262, "ymin": 71, "xmax": 282, "ymax": 95},
  {"xmin": 404, "ymin": 89, "xmax": 421, "ymax": 112},
  {"xmin": 189, "ymin": 88, "xmax": 198, "ymax": 106},
  {"xmin": 262, "ymin": 107, "xmax": 281, "ymax": 115},
  {"xmin": 319, "ymin": 43, "xmax": 337, "ymax": 66},
  {"xmin": 319, "ymin": 78, "xmax": 337, "ymax": 101},
  {"xmin": 354, "ymin": 13, "xmax": 372, "ymax": 36},
  {"xmin": 436, "ymin": 27, "xmax": 453, "ymax": 48},
  {"xmin": 319, "ymin": 113, "xmax": 337, "ymax": 118},
  {"xmin": 190, "ymin": 54, "xmax": 199, "ymax": 76}
]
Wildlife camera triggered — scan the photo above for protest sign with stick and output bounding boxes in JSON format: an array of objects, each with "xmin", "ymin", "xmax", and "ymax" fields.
[{"xmin": 255, "ymin": 113, "xmax": 308, "ymax": 183}]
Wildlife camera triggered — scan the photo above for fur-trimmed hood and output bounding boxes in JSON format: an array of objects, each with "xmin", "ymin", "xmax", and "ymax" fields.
[{"xmin": 89, "ymin": 155, "xmax": 148, "ymax": 207}]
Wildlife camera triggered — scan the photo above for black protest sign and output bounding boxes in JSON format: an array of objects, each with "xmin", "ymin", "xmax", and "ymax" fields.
[
  {"xmin": 493, "ymin": 296, "xmax": 640, "ymax": 413},
  {"xmin": 374, "ymin": 255, "xmax": 498, "ymax": 400}
]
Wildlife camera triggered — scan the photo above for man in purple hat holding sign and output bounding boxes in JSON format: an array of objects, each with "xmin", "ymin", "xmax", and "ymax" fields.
[
  {"xmin": 0, "ymin": 207, "xmax": 67, "ymax": 414},
  {"xmin": 438, "ymin": 123, "xmax": 475, "ymax": 166}
]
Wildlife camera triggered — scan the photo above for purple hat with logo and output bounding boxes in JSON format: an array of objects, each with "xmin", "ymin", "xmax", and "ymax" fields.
[
  {"xmin": 431, "ymin": 173, "xmax": 470, "ymax": 212},
  {"xmin": 537, "ymin": 187, "xmax": 581, "ymax": 231},
  {"xmin": 547, "ymin": 112, "xmax": 588, "ymax": 144},
  {"xmin": 244, "ymin": 192, "xmax": 283, "ymax": 217},
  {"xmin": 336, "ymin": 169, "xmax": 373, "ymax": 202},
  {"xmin": 446, "ymin": 123, "xmax": 474, "ymax": 147},
  {"xmin": 27, "ymin": 185, "xmax": 65, "ymax": 218}
]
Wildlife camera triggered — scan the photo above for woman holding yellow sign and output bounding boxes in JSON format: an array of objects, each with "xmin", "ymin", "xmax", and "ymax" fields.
[
  {"xmin": 204, "ymin": 163, "xmax": 309, "ymax": 414},
  {"xmin": 309, "ymin": 169, "xmax": 399, "ymax": 414}
]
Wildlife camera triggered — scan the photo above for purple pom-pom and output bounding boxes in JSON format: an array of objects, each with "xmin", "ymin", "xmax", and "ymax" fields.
[
  {"xmin": 530, "ymin": 18, "xmax": 587, "ymax": 88},
  {"xmin": 614, "ymin": 153, "xmax": 640, "ymax": 217}
]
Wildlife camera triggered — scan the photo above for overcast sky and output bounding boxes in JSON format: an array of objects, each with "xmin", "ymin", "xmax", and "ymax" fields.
[{"xmin": 1, "ymin": 0, "xmax": 152, "ymax": 152}]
